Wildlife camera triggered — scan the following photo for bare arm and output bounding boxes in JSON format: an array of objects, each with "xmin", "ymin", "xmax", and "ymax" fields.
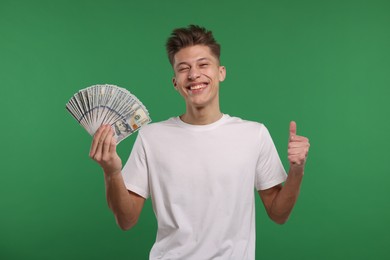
[
  {"xmin": 259, "ymin": 166, "xmax": 304, "ymax": 224},
  {"xmin": 90, "ymin": 125, "xmax": 145, "ymax": 230},
  {"xmin": 259, "ymin": 121, "xmax": 309, "ymax": 224},
  {"xmin": 104, "ymin": 172, "xmax": 145, "ymax": 230}
]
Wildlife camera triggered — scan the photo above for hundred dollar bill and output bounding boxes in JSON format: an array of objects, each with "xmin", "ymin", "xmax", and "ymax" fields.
[
  {"xmin": 112, "ymin": 103, "xmax": 151, "ymax": 143},
  {"xmin": 66, "ymin": 84, "xmax": 151, "ymax": 144}
]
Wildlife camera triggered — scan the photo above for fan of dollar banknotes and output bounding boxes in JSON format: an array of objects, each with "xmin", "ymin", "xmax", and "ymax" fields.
[{"xmin": 66, "ymin": 84, "xmax": 151, "ymax": 143}]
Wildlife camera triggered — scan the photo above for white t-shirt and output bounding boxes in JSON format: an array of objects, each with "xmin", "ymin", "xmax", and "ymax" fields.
[{"xmin": 122, "ymin": 114, "xmax": 287, "ymax": 260}]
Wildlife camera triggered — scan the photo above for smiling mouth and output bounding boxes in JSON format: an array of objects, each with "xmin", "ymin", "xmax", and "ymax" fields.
[{"xmin": 186, "ymin": 83, "xmax": 208, "ymax": 91}]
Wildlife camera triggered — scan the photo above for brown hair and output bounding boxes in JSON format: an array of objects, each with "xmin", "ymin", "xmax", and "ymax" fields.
[{"xmin": 166, "ymin": 25, "xmax": 221, "ymax": 66}]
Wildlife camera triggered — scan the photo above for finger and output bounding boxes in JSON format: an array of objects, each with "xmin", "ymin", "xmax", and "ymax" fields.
[
  {"xmin": 288, "ymin": 147, "xmax": 309, "ymax": 155},
  {"xmin": 288, "ymin": 143, "xmax": 308, "ymax": 150},
  {"xmin": 290, "ymin": 135, "xmax": 309, "ymax": 142},
  {"xmin": 109, "ymin": 130, "xmax": 117, "ymax": 153},
  {"xmin": 90, "ymin": 125, "xmax": 107, "ymax": 157},
  {"xmin": 288, "ymin": 137, "xmax": 310, "ymax": 148},
  {"xmin": 102, "ymin": 128, "xmax": 112, "ymax": 157},
  {"xmin": 289, "ymin": 121, "xmax": 297, "ymax": 139},
  {"xmin": 93, "ymin": 125, "xmax": 111, "ymax": 160}
]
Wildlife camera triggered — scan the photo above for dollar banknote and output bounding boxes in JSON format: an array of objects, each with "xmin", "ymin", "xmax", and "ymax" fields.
[{"xmin": 66, "ymin": 84, "xmax": 151, "ymax": 143}]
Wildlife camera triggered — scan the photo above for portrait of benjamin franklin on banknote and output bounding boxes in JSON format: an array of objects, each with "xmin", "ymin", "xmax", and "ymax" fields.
[{"xmin": 114, "ymin": 119, "xmax": 132, "ymax": 137}]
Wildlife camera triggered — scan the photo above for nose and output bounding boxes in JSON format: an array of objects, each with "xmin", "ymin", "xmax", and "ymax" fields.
[{"xmin": 188, "ymin": 67, "xmax": 200, "ymax": 80}]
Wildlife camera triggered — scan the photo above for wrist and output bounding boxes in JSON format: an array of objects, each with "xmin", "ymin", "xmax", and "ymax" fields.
[
  {"xmin": 289, "ymin": 164, "xmax": 305, "ymax": 176},
  {"xmin": 104, "ymin": 169, "xmax": 122, "ymax": 179}
]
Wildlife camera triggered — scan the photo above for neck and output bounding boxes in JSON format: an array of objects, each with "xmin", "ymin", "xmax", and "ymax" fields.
[{"xmin": 181, "ymin": 104, "xmax": 222, "ymax": 125}]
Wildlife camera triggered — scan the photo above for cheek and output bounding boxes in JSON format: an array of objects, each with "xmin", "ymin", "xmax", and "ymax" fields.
[
  {"xmin": 174, "ymin": 75, "xmax": 183, "ymax": 85},
  {"xmin": 207, "ymin": 68, "xmax": 221, "ymax": 79}
]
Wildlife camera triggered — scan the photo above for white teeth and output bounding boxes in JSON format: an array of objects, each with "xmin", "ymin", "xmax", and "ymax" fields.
[{"xmin": 190, "ymin": 84, "xmax": 205, "ymax": 90}]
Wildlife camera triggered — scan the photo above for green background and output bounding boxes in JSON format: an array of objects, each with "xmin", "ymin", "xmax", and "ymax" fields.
[{"xmin": 1, "ymin": 0, "xmax": 389, "ymax": 259}]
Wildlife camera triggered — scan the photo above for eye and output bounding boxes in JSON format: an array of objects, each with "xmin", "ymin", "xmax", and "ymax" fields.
[
  {"xmin": 199, "ymin": 63, "xmax": 209, "ymax": 68},
  {"xmin": 178, "ymin": 66, "xmax": 190, "ymax": 72}
]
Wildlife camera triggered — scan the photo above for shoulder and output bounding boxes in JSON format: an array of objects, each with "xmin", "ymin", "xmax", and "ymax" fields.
[
  {"xmin": 224, "ymin": 114, "xmax": 266, "ymax": 132},
  {"xmin": 137, "ymin": 117, "xmax": 178, "ymax": 136},
  {"xmin": 219, "ymin": 115, "xmax": 273, "ymax": 143}
]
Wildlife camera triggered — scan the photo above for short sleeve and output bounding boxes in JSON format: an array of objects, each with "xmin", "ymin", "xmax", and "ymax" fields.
[
  {"xmin": 255, "ymin": 125, "xmax": 287, "ymax": 190},
  {"xmin": 122, "ymin": 132, "xmax": 150, "ymax": 199}
]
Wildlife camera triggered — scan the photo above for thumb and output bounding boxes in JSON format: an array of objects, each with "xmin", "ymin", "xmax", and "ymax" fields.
[{"xmin": 289, "ymin": 121, "xmax": 297, "ymax": 138}]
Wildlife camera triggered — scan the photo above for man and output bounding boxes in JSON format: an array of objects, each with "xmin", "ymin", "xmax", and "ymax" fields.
[{"xmin": 90, "ymin": 25, "xmax": 310, "ymax": 259}]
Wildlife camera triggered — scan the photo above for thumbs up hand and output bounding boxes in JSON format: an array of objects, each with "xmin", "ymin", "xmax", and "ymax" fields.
[{"xmin": 288, "ymin": 121, "xmax": 310, "ymax": 168}]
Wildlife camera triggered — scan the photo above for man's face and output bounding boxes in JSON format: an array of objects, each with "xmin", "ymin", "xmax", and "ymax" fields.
[
  {"xmin": 116, "ymin": 120, "xmax": 127, "ymax": 131},
  {"xmin": 172, "ymin": 45, "xmax": 226, "ymax": 109}
]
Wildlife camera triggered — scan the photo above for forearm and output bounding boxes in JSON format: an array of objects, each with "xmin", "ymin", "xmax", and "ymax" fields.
[
  {"xmin": 90, "ymin": 125, "xmax": 142, "ymax": 230},
  {"xmin": 270, "ymin": 166, "xmax": 304, "ymax": 224},
  {"xmin": 263, "ymin": 121, "xmax": 309, "ymax": 224},
  {"xmin": 104, "ymin": 171, "xmax": 137, "ymax": 230}
]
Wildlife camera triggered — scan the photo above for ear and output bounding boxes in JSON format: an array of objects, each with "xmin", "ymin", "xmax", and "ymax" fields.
[
  {"xmin": 172, "ymin": 77, "xmax": 178, "ymax": 90},
  {"xmin": 218, "ymin": 66, "xmax": 226, "ymax": 82}
]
